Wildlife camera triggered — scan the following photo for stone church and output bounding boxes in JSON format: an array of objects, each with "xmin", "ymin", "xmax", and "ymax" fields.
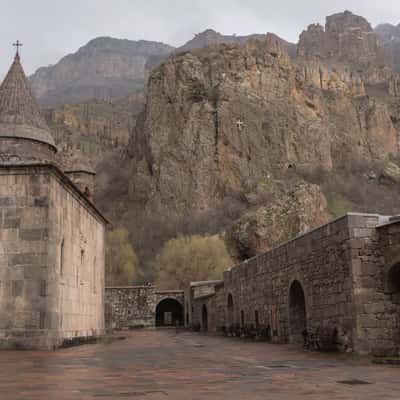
[{"xmin": 0, "ymin": 49, "xmax": 107, "ymax": 349}]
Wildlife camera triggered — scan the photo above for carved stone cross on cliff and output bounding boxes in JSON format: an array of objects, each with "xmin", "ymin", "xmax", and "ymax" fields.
[{"xmin": 237, "ymin": 119, "xmax": 244, "ymax": 130}]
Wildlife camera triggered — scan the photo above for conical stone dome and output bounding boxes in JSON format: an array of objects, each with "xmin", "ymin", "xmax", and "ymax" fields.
[{"xmin": 0, "ymin": 52, "xmax": 56, "ymax": 152}]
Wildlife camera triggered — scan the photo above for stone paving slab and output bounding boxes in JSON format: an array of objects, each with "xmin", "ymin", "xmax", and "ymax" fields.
[{"xmin": 0, "ymin": 330, "xmax": 399, "ymax": 399}]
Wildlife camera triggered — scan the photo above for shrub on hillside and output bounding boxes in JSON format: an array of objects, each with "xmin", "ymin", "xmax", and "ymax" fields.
[
  {"xmin": 154, "ymin": 235, "xmax": 233, "ymax": 290},
  {"xmin": 106, "ymin": 227, "xmax": 138, "ymax": 286}
]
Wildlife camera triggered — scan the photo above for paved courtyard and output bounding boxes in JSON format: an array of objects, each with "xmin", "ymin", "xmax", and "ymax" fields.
[{"xmin": 0, "ymin": 330, "xmax": 399, "ymax": 399}]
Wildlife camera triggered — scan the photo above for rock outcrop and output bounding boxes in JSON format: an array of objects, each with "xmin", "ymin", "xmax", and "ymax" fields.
[
  {"xmin": 30, "ymin": 37, "xmax": 174, "ymax": 107},
  {"xmin": 45, "ymin": 94, "xmax": 144, "ymax": 169},
  {"xmin": 375, "ymin": 23, "xmax": 400, "ymax": 72},
  {"xmin": 226, "ymin": 181, "xmax": 329, "ymax": 260},
  {"xmin": 298, "ymin": 11, "xmax": 385, "ymax": 64},
  {"xmin": 178, "ymin": 29, "xmax": 297, "ymax": 59},
  {"xmin": 126, "ymin": 25, "xmax": 400, "ymax": 215}
]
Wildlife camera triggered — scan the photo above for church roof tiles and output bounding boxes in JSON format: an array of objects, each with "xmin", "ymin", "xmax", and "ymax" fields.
[{"xmin": 0, "ymin": 52, "xmax": 56, "ymax": 148}]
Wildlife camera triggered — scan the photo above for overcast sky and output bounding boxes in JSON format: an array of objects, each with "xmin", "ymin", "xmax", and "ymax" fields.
[{"xmin": 1, "ymin": 0, "xmax": 400, "ymax": 79}]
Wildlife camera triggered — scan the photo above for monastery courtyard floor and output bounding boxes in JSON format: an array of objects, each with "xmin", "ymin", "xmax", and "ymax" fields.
[{"xmin": 1, "ymin": 330, "xmax": 400, "ymax": 400}]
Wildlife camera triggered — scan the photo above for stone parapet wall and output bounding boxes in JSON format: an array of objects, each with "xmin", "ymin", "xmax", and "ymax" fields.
[
  {"xmin": 105, "ymin": 286, "xmax": 184, "ymax": 329},
  {"xmin": 106, "ymin": 286, "xmax": 158, "ymax": 329}
]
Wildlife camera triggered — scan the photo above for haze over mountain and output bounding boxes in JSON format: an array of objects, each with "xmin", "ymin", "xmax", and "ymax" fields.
[{"xmin": 3, "ymin": 0, "xmax": 400, "ymax": 79}]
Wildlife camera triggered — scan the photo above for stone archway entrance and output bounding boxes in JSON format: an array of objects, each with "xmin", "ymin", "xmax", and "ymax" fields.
[
  {"xmin": 288, "ymin": 280, "xmax": 307, "ymax": 344},
  {"xmin": 202, "ymin": 304, "xmax": 208, "ymax": 332},
  {"xmin": 155, "ymin": 298, "xmax": 183, "ymax": 327}
]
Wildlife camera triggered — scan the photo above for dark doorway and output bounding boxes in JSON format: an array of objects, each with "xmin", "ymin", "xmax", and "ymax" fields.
[
  {"xmin": 388, "ymin": 264, "xmax": 400, "ymax": 347},
  {"xmin": 288, "ymin": 280, "xmax": 307, "ymax": 344},
  {"xmin": 388, "ymin": 264, "xmax": 400, "ymax": 304},
  {"xmin": 254, "ymin": 310, "xmax": 259, "ymax": 330},
  {"xmin": 202, "ymin": 304, "xmax": 208, "ymax": 332},
  {"xmin": 155, "ymin": 298, "xmax": 183, "ymax": 327},
  {"xmin": 227, "ymin": 293, "xmax": 234, "ymax": 327}
]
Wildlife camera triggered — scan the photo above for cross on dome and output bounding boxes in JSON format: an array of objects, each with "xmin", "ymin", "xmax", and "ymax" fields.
[{"xmin": 12, "ymin": 40, "xmax": 23, "ymax": 57}]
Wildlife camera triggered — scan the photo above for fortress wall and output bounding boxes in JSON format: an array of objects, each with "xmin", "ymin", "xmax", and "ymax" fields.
[{"xmin": 190, "ymin": 214, "xmax": 398, "ymax": 355}]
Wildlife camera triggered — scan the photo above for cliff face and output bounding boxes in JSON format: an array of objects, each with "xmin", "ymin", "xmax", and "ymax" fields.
[
  {"xmin": 45, "ymin": 93, "xmax": 144, "ymax": 169},
  {"xmin": 375, "ymin": 23, "xmax": 400, "ymax": 72},
  {"xmin": 126, "ymin": 30, "xmax": 400, "ymax": 214},
  {"xmin": 298, "ymin": 11, "xmax": 385, "ymax": 64},
  {"xmin": 118, "ymin": 12, "xmax": 400, "ymax": 261},
  {"xmin": 30, "ymin": 37, "xmax": 174, "ymax": 107}
]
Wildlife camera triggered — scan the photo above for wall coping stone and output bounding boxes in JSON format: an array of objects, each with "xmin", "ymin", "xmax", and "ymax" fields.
[{"xmin": 225, "ymin": 212, "xmax": 389, "ymax": 273}]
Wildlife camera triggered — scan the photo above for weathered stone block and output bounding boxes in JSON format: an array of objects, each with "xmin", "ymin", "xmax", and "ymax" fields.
[
  {"xmin": 0, "ymin": 197, "xmax": 15, "ymax": 206},
  {"xmin": 33, "ymin": 197, "xmax": 49, "ymax": 207},
  {"xmin": 19, "ymin": 228, "xmax": 49, "ymax": 241}
]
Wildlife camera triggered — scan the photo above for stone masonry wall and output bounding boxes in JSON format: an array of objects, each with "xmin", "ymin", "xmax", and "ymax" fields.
[
  {"xmin": 105, "ymin": 286, "xmax": 185, "ymax": 329},
  {"xmin": 190, "ymin": 213, "xmax": 400, "ymax": 355},
  {"xmin": 0, "ymin": 165, "xmax": 106, "ymax": 349},
  {"xmin": 48, "ymin": 169, "xmax": 106, "ymax": 343},
  {"xmin": 191, "ymin": 284, "xmax": 225, "ymax": 332},
  {"xmin": 105, "ymin": 286, "xmax": 158, "ymax": 329},
  {"xmin": 222, "ymin": 214, "xmax": 356, "ymax": 344},
  {"xmin": 351, "ymin": 219, "xmax": 400, "ymax": 356},
  {"xmin": 0, "ymin": 168, "xmax": 52, "ymax": 348},
  {"xmin": 0, "ymin": 138, "xmax": 56, "ymax": 164}
]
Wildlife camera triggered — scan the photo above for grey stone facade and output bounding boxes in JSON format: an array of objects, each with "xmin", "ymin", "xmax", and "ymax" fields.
[
  {"xmin": 105, "ymin": 286, "xmax": 184, "ymax": 329},
  {"xmin": 187, "ymin": 213, "xmax": 400, "ymax": 356},
  {"xmin": 0, "ymin": 165, "xmax": 107, "ymax": 349}
]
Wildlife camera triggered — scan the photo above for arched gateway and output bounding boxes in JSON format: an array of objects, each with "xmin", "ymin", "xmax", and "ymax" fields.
[
  {"xmin": 288, "ymin": 280, "xmax": 307, "ymax": 344},
  {"xmin": 155, "ymin": 298, "xmax": 183, "ymax": 327}
]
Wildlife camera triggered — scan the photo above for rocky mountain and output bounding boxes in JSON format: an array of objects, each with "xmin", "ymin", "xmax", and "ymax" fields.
[
  {"xmin": 29, "ymin": 30, "xmax": 294, "ymax": 109},
  {"xmin": 110, "ymin": 11, "xmax": 400, "ymax": 263},
  {"xmin": 30, "ymin": 37, "xmax": 174, "ymax": 107},
  {"xmin": 375, "ymin": 23, "xmax": 400, "ymax": 72},
  {"xmin": 33, "ymin": 30, "xmax": 292, "ymax": 171},
  {"xmin": 298, "ymin": 11, "xmax": 386, "ymax": 64},
  {"xmin": 44, "ymin": 93, "xmax": 145, "ymax": 169},
  {"xmin": 25, "ymin": 10, "xmax": 400, "ymax": 268},
  {"xmin": 178, "ymin": 29, "xmax": 297, "ymax": 58}
]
